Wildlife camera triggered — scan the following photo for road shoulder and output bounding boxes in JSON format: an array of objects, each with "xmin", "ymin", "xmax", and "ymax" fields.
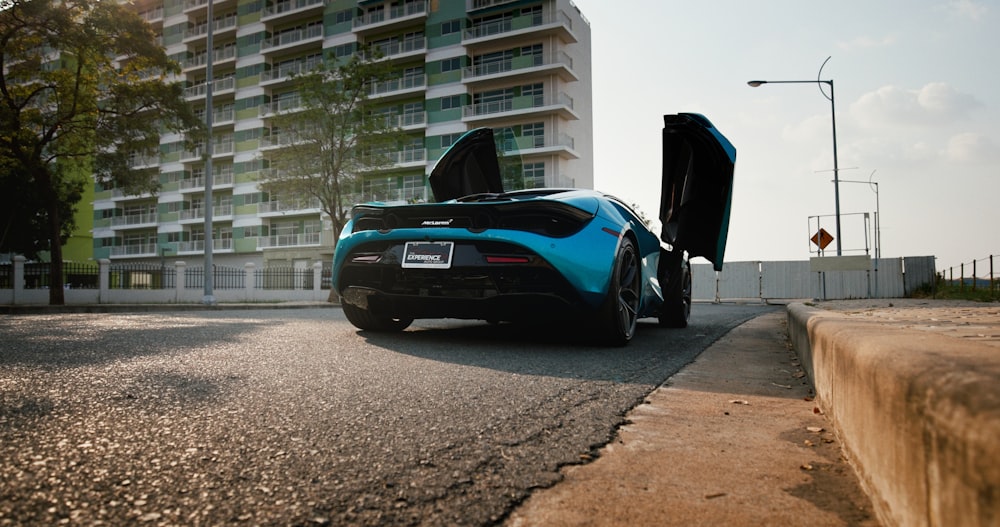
[{"xmin": 505, "ymin": 311, "xmax": 877, "ymax": 526}]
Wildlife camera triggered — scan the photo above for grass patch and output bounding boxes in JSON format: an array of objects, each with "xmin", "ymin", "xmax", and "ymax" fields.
[{"xmin": 912, "ymin": 279, "xmax": 999, "ymax": 302}]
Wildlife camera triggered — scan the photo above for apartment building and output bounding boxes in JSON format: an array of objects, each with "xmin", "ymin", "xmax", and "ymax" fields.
[{"xmin": 92, "ymin": 0, "xmax": 592, "ymax": 267}]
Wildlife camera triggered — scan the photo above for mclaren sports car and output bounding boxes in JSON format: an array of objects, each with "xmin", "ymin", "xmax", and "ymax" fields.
[{"xmin": 331, "ymin": 113, "xmax": 736, "ymax": 345}]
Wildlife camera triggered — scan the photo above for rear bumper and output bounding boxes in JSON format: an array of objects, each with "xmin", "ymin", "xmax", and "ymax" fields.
[{"xmin": 342, "ymin": 285, "xmax": 587, "ymax": 322}]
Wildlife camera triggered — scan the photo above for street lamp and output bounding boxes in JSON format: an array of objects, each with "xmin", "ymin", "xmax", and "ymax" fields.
[{"xmin": 748, "ymin": 56, "xmax": 842, "ymax": 256}]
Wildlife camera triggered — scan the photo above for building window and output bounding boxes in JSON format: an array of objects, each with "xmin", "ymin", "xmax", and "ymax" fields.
[
  {"xmin": 521, "ymin": 5, "xmax": 543, "ymax": 25},
  {"xmin": 523, "ymin": 122, "xmax": 544, "ymax": 148},
  {"xmin": 400, "ymin": 175, "xmax": 424, "ymax": 202},
  {"xmin": 400, "ymin": 138, "xmax": 424, "ymax": 163},
  {"xmin": 440, "ymin": 132, "xmax": 463, "ymax": 148},
  {"xmin": 522, "ymin": 83, "xmax": 543, "ymax": 105},
  {"xmin": 332, "ymin": 43, "xmax": 354, "ymax": 59},
  {"xmin": 334, "ymin": 9, "xmax": 352, "ymax": 24},
  {"xmin": 523, "ymin": 162, "xmax": 545, "ymax": 189},
  {"xmin": 441, "ymin": 95, "xmax": 462, "ymax": 110},
  {"xmin": 441, "ymin": 57, "xmax": 461, "ymax": 73},
  {"xmin": 520, "ymin": 44, "xmax": 543, "ymax": 66},
  {"xmin": 441, "ymin": 19, "xmax": 461, "ymax": 35}
]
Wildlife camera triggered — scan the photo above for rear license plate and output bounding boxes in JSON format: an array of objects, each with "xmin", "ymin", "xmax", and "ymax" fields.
[{"xmin": 401, "ymin": 241, "xmax": 455, "ymax": 269}]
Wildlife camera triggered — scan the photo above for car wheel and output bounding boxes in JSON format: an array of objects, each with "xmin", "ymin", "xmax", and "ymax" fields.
[
  {"xmin": 597, "ymin": 236, "xmax": 641, "ymax": 346},
  {"xmin": 342, "ymin": 302, "xmax": 413, "ymax": 332},
  {"xmin": 659, "ymin": 252, "xmax": 691, "ymax": 328}
]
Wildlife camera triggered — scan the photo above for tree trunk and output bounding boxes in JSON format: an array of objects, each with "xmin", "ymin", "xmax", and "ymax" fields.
[{"xmin": 46, "ymin": 196, "xmax": 65, "ymax": 305}]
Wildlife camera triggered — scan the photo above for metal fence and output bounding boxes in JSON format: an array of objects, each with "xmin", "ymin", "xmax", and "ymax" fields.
[
  {"xmin": 184, "ymin": 265, "xmax": 245, "ymax": 289},
  {"xmin": 1, "ymin": 261, "xmax": 102, "ymax": 290},
  {"xmin": 255, "ymin": 266, "xmax": 314, "ymax": 290},
  {"xmin": 938, "ymin": 254, "xmax": 998, "ymax": 298},
  {"xmin": 109, "ymin": 263, "xmax": 176, "ymax": 290}
]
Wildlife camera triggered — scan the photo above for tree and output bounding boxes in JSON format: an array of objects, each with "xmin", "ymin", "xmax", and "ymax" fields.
[
  {"xmin": 0, "ymin": 0, "xmax": 200, "ymax": 304},
  {"xmin": 258, "ymin": 51, "xmax": 409, "ymax": 266}
]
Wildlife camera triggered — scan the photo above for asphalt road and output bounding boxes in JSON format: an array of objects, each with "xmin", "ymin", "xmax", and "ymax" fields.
[{"xmin": 0, "ymin": 303, "xmax": 775, "ymax": 526}]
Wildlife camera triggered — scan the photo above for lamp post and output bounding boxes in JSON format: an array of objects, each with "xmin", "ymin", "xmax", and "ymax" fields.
[{"xmin": 749, "ymin": 56, "xmax": 842, "ymax": 256}]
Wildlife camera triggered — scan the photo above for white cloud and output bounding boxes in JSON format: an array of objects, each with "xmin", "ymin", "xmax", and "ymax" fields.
[
  {"xmin": 946, "ymin": 0, "xmax": 988, "ymax": 21},
  {"xmin": 851, "ymin": 82, "xmax": 982, "ymax": 127},
  {"xmin": 944, "ymin": 132, "xmax": 996, "ymax": 163}
]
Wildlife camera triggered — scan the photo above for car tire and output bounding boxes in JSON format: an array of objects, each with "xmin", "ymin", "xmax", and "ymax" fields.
[
  {"xmin": 659, "ymin": 251, "xmax": 691, "ymax": 328},
  {"xmin": 342, "ymin": 302, "xmax": 413, "ymax": 332},
  {"xmin": 597, "ymin": 236, "xmax": 641, "ymax": 346}
]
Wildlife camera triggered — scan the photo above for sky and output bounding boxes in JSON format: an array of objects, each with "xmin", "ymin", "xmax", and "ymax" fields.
[{"xmin": 569, "ymin": 0, "xmax": 998, "ymax": 273}]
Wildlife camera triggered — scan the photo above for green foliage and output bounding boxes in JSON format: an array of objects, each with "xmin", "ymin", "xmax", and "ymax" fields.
[
  {"xmin": 0, "ymin": 0, "xmax": 201, "ymax": 303},
  {"xmin": 258, "ymin": 48, "xmax": 409, "ymax": 241}
]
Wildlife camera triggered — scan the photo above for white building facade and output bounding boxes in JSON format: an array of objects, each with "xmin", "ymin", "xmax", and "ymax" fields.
[{"xmin": 92, "ymin": 0, "xmax": 593, "ymax": 268}]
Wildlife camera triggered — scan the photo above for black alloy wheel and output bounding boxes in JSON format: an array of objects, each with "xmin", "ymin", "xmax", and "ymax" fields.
[{"xmin": 598, "ymin": 236, "xmax": 641, "ymax": 346}]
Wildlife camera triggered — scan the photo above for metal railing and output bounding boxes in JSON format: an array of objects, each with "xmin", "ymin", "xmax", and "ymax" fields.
[
  {"xmin": 109, "ymin": 262, "xmax": 176, "ymax": 289},
  {"xmin": 353, "ymin": 0, "xmax": 426, "ymax": 29},
  {"xmin": 1, "ymin": 259, "xmax": 334, "ymax": 301}
]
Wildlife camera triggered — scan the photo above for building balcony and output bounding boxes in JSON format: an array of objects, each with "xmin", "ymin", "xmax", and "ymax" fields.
[
  {"xmin": 110, "ymin": 188, "xmax": 154, "ymax": 201},
  {"xmin": 260, "ymin": 56, "xmax": 324, "ymax": 86},
  {"xmin": 178, "ymin": 204, "xmax": 234, "ymax": 223},
  {"xmin": 110, "ymin": 212, "xmax": 158, "ymax": 229},
  {"xmin": 178, "ymin": 171, "xmax": 235, "ymax": 193},
  {"xmin": 261, "ymin": 0, "xmax": 327, "ymax": 23},
  {"xmin": 258, "ymin": 232, "xmax": 321, "ymax": 248},
  {"xmin": 183, "ymin": 0, "xmax": 236, "ymax": 15},
  {"xmin": 367, "ymin": 112, "xmax": 427, "ymax": 131},
  {"xmin": 183, "ymin": 15, "xmax": 238, "ymax": 43},
  {"xmin": 463, "ymin": 91, "xmax": 579, "ymax": 122},
  {"xmin": 138, "ymin": 6, "xmax": 164, "ymax": 24},
  {"xmin": 192, "ymin": 106, "xmax": 237, "ymax": 128},
  {"xmin": 182, "ymin": 45, "xmax": 237, "ymax": 72},
  {"xmin": 463, "ymin": 51, "xmax": 577, "ymax": 85},
  {"xmin": 352, "ymin": 0, "xmax": 427, "ymax": 35},
  {"xmin": 363, "ymin": 37, "xmax": 426, "ymax": 62},
  {"xmin": 367, "ymin": 74, "xmax": 425, "ymax": 100},
  {"xmin": 129, "ymin": 154, "xmax": 159, "ymax": 168},
  {"xmin": 257, "ymin": 198, "xmax": 321, "ymax": 216},
  {"xmin": 260, "ymin": 24, "xmax": 323, "ymax": 56},
  {"xmin": 110, "ymin": 243, "xmax": 159, "ymax": 258},
  {"xmin": 463, "ymin": 9, "xmax": 577, "ymax": 46},
  {"xmin": 467, "ymin": 0, "xmax": 517, "ymax": 11},
  {"xmin": 177, "ymin": 238, "xmax": 234, "ymax": 254},
  {"xmin": 259, "ymin": 96, "xmax": 304, "ymax": 117},
  {"xmin": 500, "ymin": 133, "xmax": 579, "ymax": 160},
  {"xmin": 184, "ymin": 76, "xmax": 236, "ymax": 100},
  {"xmin": 180, "ymin": 141, "xmax": 236, "ymax": 162}
]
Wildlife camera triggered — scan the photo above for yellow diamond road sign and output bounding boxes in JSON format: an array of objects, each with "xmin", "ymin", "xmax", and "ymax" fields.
[{"xmin": 811, "ymin": 228, "xmax": 834, "ymax": 250}]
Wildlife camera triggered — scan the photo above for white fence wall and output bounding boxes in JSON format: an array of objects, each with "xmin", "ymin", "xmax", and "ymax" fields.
[
  {"xmin": 694, "ymin": 256, "xmax": 936, "ymax": 302},
  {"xmin": 2, "ymin": 256, "xmax": 937, "ymax": 305}
]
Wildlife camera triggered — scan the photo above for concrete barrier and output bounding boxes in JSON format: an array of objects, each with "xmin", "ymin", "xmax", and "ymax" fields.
[{"xmin": 787, "ymin": 303, "xmax": 1000, "ymax": 527}]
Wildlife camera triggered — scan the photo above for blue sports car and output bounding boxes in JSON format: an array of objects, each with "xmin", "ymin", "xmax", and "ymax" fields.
[{"xmin": 332, "ymin": 113, "xmax": 735, "ymax": 345}]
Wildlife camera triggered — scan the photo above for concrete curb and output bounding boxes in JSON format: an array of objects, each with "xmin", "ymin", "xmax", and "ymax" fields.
[{"xmin": 787, "ymin": 303, "xmax": 1000, "ymax": 527}]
